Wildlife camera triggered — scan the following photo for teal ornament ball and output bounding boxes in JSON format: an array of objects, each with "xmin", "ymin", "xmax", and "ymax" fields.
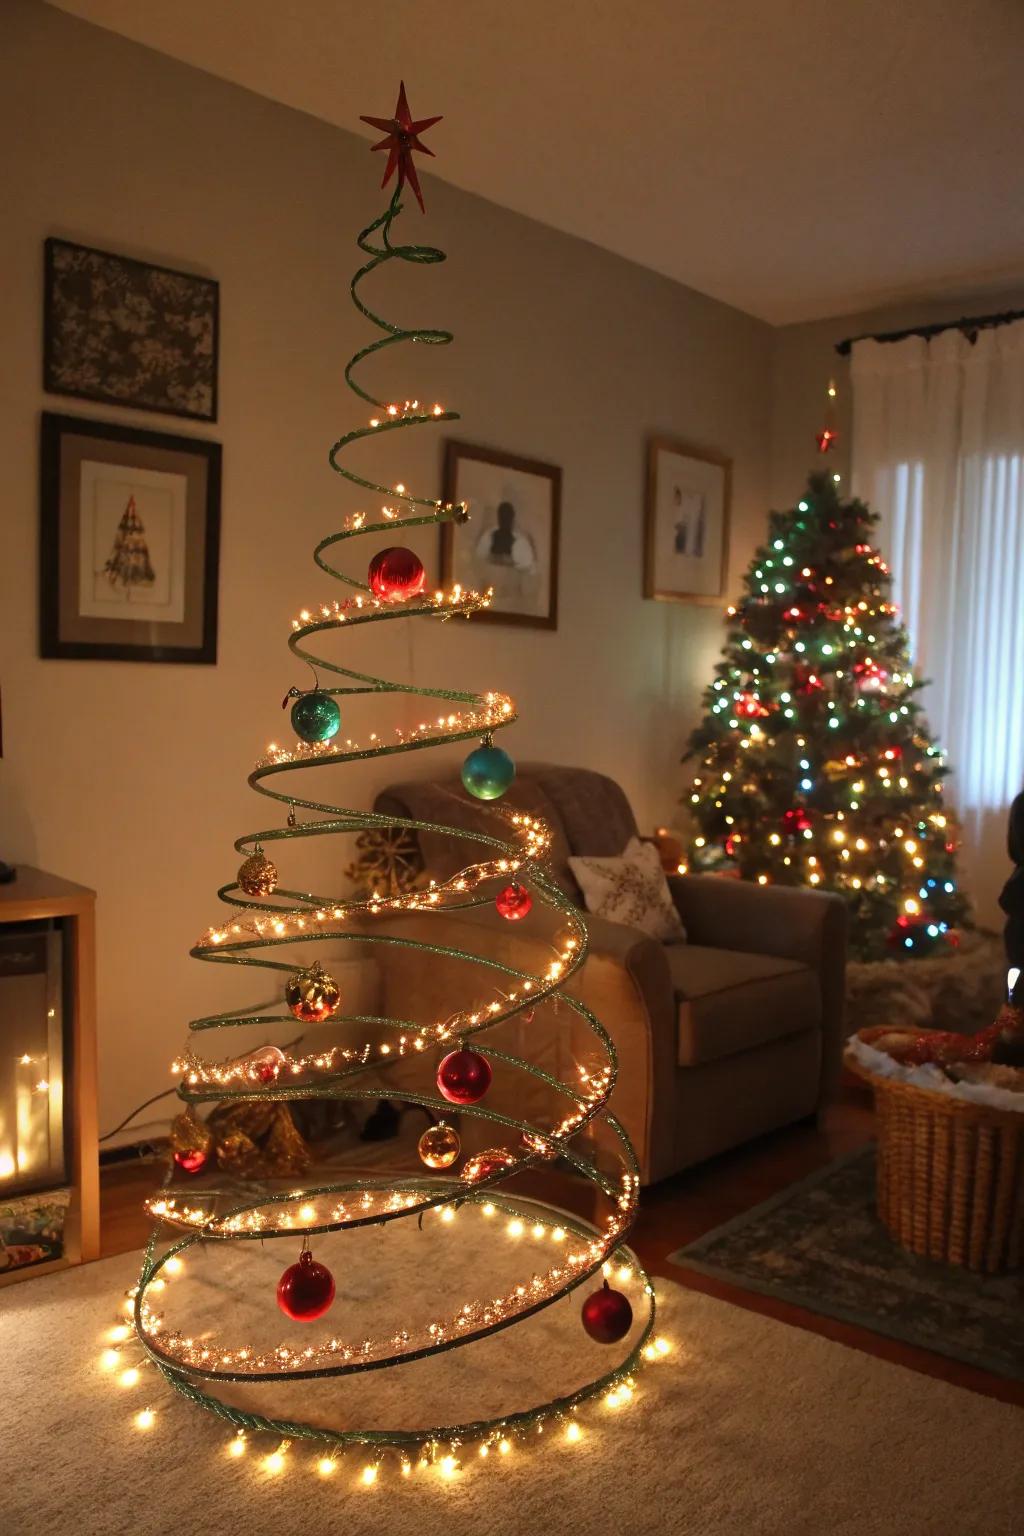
[
  {"xmin": 461, "ymin": 742, "xmax": 515, "ymax": 801},
  {"xmin": 291, "ymin": 691, "xmax": 341, "ymax": 744}
]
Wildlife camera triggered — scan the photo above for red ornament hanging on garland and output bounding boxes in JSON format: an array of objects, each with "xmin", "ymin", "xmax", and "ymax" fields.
[
  {"xmin": 359, "ymin": 81, "xmax": 442, "ymax": 213},
  {"xmin": 814, "ymin": 379, "xmax": 839, "ymax": 454},
  {"xmin": 249, "ymin": 1045, "xmax": 287, "ymax": 1085},
  {"xmin": 780, "ymin": 807, "xmax": 812, "ymax": 836},
  {"xmin": 170, "ymin": 1108, "xmax": 212, "ymax": 1175},
  {"xmin": 735, "ymin": 692, "xmax": 769, "ymax": 720},
  {"xmin": 277, "ymin": 1244, "xmax": 336, "ymax": 1322},
  {"xmin": 368, "ymin": 546, "xmax": 426, "ymax": 601},
  {"xmin": 853, "ymin": 659, "xmax": 887, "ymax": 692},
  {"xmin": 436, "ymin": 1047, "xmax": 492, "ymax": 1104},
  {"xmin": 495, "ymin": 882, "xmax": 532, "ymax": 921},
  {"xmin": 792, "ymin": 664, "xmax": 824, "ymax": 696},
  {"xmin": 461, "ymin": 1147, "xmax": 518, "ymax": 1183},
  {"xmin": 580, "ymin": 1280, "xmax": 633, "ymax": 1344}
]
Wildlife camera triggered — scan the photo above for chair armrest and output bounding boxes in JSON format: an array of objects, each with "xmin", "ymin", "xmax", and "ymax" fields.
[{"xmin": 668, "ymin": 874, "xmax": 848, "ymax": 1103}]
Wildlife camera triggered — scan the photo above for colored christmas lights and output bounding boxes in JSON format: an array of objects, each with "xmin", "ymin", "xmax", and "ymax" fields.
[{"xmin": 685, "ymin": 474, "xmax": 968, "ymax": 958}]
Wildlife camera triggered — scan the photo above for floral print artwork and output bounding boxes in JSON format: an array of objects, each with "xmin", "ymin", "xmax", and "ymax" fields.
[{"xmin": 45, "ymin": 238, "xmax": 217, "ymax": 421}]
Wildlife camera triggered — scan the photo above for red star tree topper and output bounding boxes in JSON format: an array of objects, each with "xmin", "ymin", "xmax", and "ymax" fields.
[{"xmin": 360, "ymin": 81, "xmax": 441, "ymax": 213}]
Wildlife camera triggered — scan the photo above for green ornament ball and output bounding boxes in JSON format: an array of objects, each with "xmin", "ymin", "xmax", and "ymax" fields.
[
  {"xmin": 461, "ymin": 742, "xmax": 515, "ymax": 800},
  {"xmin": 291, "ymin": 691, "xmax": 341, "ymax": 744}
]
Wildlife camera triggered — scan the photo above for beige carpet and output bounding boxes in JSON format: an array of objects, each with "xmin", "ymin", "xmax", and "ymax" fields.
[{"xmin": 2, "ymin": 1214, "xmax": 1021, "ymax": 1536}]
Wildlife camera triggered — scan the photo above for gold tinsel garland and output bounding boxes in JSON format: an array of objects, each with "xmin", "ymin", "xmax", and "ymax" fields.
[{"xmin": 170, "ymin": 1102, "xmax": 311, "ymax": 1179}]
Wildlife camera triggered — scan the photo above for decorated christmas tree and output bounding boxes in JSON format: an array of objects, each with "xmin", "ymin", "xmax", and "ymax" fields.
[
  {"xmin": 110, "ymin": 86, "xmax": 665, "ymax": 1478},
  {"xmin": 685, "ymin": 473, "xmax": 969, "ymax": 960},
  {"xmin": 103, "ymin": 494, "xmax": 155, "ymax": 589}
]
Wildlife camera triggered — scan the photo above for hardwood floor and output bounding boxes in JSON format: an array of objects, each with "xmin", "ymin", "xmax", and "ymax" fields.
[{"xmin": 99, "ymin": 1079, "xmax": 1023, "ymax": 1409}]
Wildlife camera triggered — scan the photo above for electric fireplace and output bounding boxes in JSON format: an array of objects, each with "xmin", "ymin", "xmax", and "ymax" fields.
[{"xmin": 0, "ymin": 868, "xmax": 98, "ymax": 1284}]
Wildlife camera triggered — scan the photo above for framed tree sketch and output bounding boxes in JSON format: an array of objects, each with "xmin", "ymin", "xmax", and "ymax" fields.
[
  {"xmin": 644, "ymin": 437, "xmax": 731, "ymax": 603},
  {"xmin": 44, "ymin": 238, "xmax": 219, "ymax": 423},
  {"xmin": 40, "ymin": 413, "xmax": 221, "ymax": 664},
  {"xmin": 441, "ymin": 441, "xmax": 561, "ymax": 629}
]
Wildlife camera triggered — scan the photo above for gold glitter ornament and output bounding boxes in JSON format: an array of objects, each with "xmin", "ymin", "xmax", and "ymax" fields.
[
  {"xmin": 169, "ymin": 1107, "xmax": 213, "ymax": 1156},
  {"xmin": 285, "ymin": 962, "xmax": 341, "ymax": 1023},
  {"xmin": 237, "ymin": 845, "xmax": 279, "ymax": 896},
  {"xmin": 209, "ymin": 1100, "xmax": 311, "ymax": 1178},
  {"xmin": 417, "ymin": 1121, "xmax": 461, "ymax": 1169}
]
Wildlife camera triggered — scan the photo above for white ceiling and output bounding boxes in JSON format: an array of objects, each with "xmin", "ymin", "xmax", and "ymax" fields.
[{"xmin": 47, "ymin": 0, "xmax": 1024, "ymax": 324}]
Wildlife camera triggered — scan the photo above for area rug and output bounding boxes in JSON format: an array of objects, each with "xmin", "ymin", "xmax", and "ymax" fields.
[
  {"xmin": 670, "ymin": 1147, "xmax": 1024, "ymax": 1381},
  {"xmin": 2, "ymin": 1220, "xmax": 1021, "ymax": 1535}
]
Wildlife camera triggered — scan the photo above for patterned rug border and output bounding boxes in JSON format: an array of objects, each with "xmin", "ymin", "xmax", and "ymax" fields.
[{"xmin": 668, "ymin": 1146, "xmax": 1021, "ymax": 1383}]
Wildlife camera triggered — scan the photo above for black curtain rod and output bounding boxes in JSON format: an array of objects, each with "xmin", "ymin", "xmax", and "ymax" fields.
[{"xmin": 835, "ymin": 306, "xmax": 1024, "ymax": 357}]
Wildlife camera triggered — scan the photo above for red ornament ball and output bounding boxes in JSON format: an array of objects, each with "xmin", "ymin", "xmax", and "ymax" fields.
[
  {"xmin": 437, "ymin": 1048, "xmax": 492, "ymax": 1105},
  {"xmin": 781, "ymin": 807, "xmax": 812, "ymax": 836},
  {"xmin": 173, "ymin": 1147, "xmax": 207, "ymax": 1175},
  {"xmin": 368, "ymin": 546, "xmax": 426, "ymax": 601},
  {"xmin": 461, "ymin": 1147, "xmax": 517, "ymax": 1183},
  {"xmin": 249, "ymin": 1046, "xmax": 287, "ymax": 1085},
  {"xmin": 276, "ymin": 1248, "xmax": 336, "ymax": 1322},
  {"xmin": 581, "ymin": 1280, "xmax": 633, "ymax": 1345},
  {"xmin": 495, "ymin": 883, "xmax": 533, "ymax": 921}
]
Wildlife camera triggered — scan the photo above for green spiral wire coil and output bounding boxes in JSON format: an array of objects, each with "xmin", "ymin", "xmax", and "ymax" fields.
[{"xmin": 131, "ymin": 186, "xmax": 656, "ymax": 1457}]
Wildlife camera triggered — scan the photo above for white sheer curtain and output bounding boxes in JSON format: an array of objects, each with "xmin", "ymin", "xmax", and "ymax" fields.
[{"xmin": 851, "ymin": 320, "xmax": 1024, "ymax": 920}]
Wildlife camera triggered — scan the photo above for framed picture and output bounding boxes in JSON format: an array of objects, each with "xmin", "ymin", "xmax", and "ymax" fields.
[
  {"xmin": 441, "ymin": 441, "xmax": 561, "ymax": 629},
  {"xmin": 40, "ymin": 412, "xmax": 221, "ymax": 664},
  {"xmin": 644, "ymin": 437, "xmax": 731, "ymax": 603},
  {"xmin": 44, "ymin": 238, "xmax": 219, "ymax": 423}
]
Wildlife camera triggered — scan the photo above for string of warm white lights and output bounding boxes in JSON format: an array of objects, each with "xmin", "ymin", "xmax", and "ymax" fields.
[
  {"xmin": 126, "ymin": 96, "xmax": 662, "ymax": 1473},
  {"xmin": 109, "ymin": 1199, "xmax": 668, "ymax": 1470},
  {"xmin": 256, "ymin": 691, "xmax": 515, "ymax": 770}
]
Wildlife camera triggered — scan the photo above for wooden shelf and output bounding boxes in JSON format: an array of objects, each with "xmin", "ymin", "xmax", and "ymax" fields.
[{"xmin": 0, "ymin": 866, "xmax": 98, "ymax": 1285}]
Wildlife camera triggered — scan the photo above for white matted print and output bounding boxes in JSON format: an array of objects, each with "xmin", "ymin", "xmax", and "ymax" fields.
[
  {"xmin": 442, "ymin": 442, "xmax": 561, "ymax": 629},
  {"xmin": 644, "ymin": 439, "xmax": 730, "ymax": 603},
  {"xmin": 41, "ymin": 411, "xmax": 221, "ymax": 664},
  {"xmin": 77, "ymin": 459, "xmax": 187, "ymax": 623}
]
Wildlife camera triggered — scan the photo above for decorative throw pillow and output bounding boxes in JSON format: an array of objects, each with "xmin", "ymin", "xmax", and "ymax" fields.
[{"xmin": 568, "ymin": 838, "xmax": 686, "ymax": 943}]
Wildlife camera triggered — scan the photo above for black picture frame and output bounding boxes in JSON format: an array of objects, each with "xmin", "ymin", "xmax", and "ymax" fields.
[
  {"xmin": 440, "ymin": 440, "xmax": 561, "ymax": 630},
  {"xmin": 40, "ymin": 412, "xmax": 221, "ymax": 664},
  {"xmin": 44, "ymin": 238, "xmax": 219, "ymax": 423}
]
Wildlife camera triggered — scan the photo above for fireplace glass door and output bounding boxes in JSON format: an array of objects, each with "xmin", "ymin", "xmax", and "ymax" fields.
[{"xmin": 0, "ymin": 920, "xmax": 66, "ymax": 1196}]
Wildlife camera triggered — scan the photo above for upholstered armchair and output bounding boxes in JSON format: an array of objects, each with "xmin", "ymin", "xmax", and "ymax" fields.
[{"xmin": 372, "ymin": 764, "xmax": 847, "ymax": 1185}]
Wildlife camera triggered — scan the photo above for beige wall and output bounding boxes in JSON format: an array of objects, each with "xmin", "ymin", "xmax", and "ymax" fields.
[
  {"xmin": 770, "ymin": 288, "xmax": 1024, "ymax": 927},
  {"xmin": 770, "ymin": 286, "xmax": 1024, "ymax": 506},
  {"xmin": 0, "ymin": 0, "xmax": 773, "ymax": 1139}
]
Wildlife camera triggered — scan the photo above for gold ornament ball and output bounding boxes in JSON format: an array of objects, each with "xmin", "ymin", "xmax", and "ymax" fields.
[
  {"xmin": 418, "ymin": 1122, "xmax": 461, "ymax": 1170},
  {"xmin": 238, "ymin": 847, "xmax": 279, "ymax": 897},
  {"xmin": 285, "ymin": 963, "xmax": 341, "ymax": 1023}
]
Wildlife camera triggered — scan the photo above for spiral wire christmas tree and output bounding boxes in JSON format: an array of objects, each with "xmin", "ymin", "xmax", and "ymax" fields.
[{"xmin": 128, "ymin": 109, "xmax": 659, "ymax": 1467}]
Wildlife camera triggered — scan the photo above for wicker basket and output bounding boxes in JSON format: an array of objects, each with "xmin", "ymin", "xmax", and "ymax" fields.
[{"xmin": 849, "ymin": 1058, "xmax": 1024, "ymax": 1273}]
